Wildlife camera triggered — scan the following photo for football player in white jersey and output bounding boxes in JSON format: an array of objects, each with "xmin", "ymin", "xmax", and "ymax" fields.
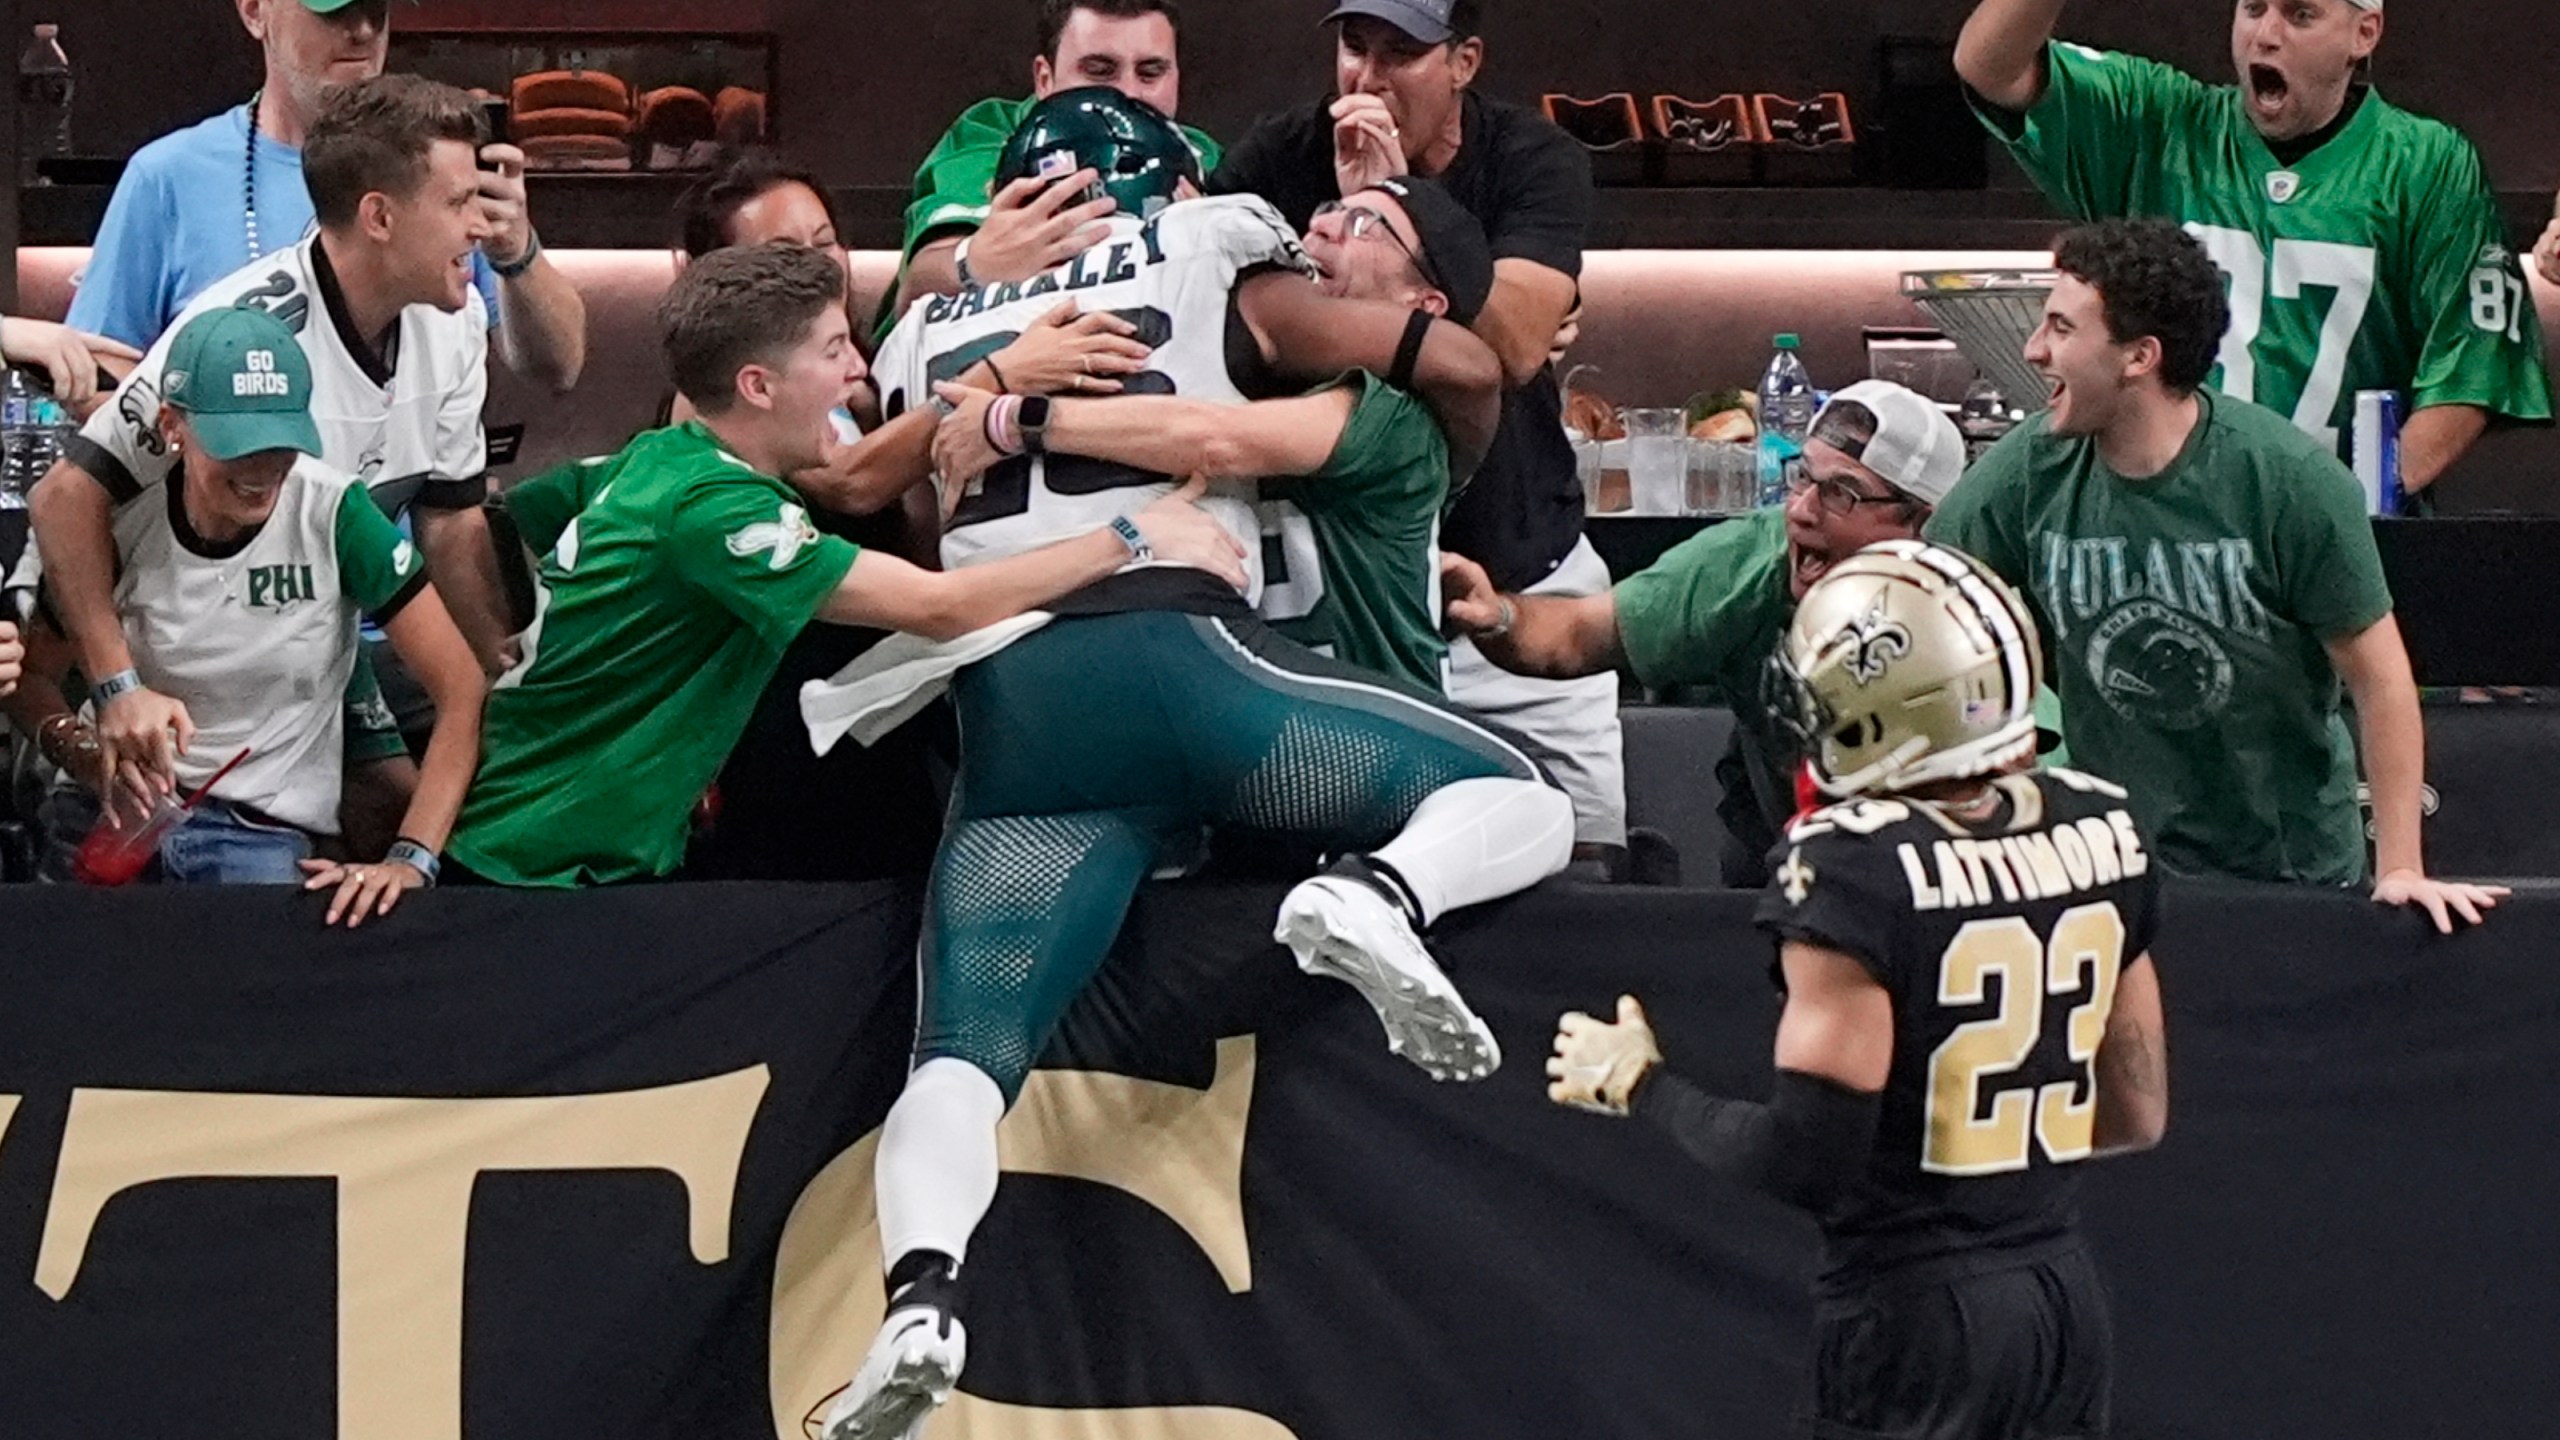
[
  {"xmin": 5, "ymin": 307, "xmax": 482, "ymax": 923},
  {"xmin": 30, "ymin": 75, "xmax": 509, "ymax": 852},
  {"xmin": 820, "ymin": 90, "xmax": 1570, "ymax": 1440}
]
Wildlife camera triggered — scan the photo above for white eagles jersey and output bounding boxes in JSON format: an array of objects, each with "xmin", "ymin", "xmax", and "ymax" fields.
[
  {"xmin": 68, "ymin": 233, "xmax": 490, "ymax": 520},
  {"xmin": 101, "ymin": 463, "xmax": 427, "ymax": 834},
  {"xmin": 872, "ymin": 194, "xmax": 1315, "ymax": 597}
]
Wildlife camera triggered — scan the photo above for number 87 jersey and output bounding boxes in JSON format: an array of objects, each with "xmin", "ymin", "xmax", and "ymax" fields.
[
  {"xmin": 872, "ymin": 195, "xmax": 1315, "ymax": 599},
  {"xmin": 1753, "ymin": 767, "xmax": 2163, "ymax": 1292},
  {"xmin": 1981, "ymin": 42, "xmax": 2552, "ymax": 458}
]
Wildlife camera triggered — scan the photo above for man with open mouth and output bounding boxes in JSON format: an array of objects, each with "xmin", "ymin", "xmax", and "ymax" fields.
[
  {"xmin": 1440, "ymin": 380, "xmax": 1968, "ymax": 889},
  {"xmin": 1956, "ymin": 0, "xmax": 2550, "ymax": 505}
]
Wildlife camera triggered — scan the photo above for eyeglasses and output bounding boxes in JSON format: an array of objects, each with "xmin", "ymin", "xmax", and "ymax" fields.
[
  {"xmin": 1786, "ymin": 470, "xmax": 1914, "ymax": 517},
  {"xmin": 1311, "ymin": 201, "xmax": 1443, "ymax": 291}
]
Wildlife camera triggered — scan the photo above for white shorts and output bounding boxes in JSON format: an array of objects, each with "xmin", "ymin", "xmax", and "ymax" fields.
[{"xmin": 1444, "ymin": 536, "xmax": 1627, "ymax": 848}]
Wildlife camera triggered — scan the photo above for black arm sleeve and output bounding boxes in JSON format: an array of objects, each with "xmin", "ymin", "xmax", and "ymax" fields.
[{"xmin": 1630, "ymin": 1067, "xmax": 1881, "ymax": 1214}]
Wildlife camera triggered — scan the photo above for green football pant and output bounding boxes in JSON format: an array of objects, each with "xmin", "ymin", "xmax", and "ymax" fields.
[{"xmin": 914, "ymin": 609, "xmax": 1545, "ymax": 1101}]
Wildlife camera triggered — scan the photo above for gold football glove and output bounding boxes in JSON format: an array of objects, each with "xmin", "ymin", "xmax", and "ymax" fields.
[{"xmin": 1547, "ymin": 995, "xmax": 1662, "ymax": 1116}]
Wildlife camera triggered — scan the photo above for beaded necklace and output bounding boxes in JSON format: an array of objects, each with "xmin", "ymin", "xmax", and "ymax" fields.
[{"xmin": 242, "ymin": 89, "xmax": 268, "ymax": 261}]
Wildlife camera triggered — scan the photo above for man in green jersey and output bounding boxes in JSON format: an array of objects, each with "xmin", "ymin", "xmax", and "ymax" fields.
[
  {"xmin": 880, "ymin": 0, "xmax": 1220, "ymax": 328},
  {"xmin": 1928, "ymin": 219, "xmax": 2505, "ymax": 929},
  {"xmin": 1441, "ymin": 381, "xmax": 1964, "ymax": 888},
  {"xmin": 443, "ymin": 243, "xmax": 1246, "ymax": 887},
  {"xmin": 928, "ymin": 175, "xmax": 1495, "ymax": 694},
  {"xmin": 1956, "ymin": 0, "xmax": 2551, "ymax": 497}
]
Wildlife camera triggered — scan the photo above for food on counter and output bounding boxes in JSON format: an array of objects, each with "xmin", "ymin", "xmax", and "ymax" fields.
[
  {"xmin": 512, "ymin": 69, "xmax": 632, "ymax": 117},
  {"xmin": 1690, "ymin": 408, "xmax": 1756, "ymax": 443},
  {"xmin": 1565, "ymin": 388, "xmax": 1625, "ymax": 441}
]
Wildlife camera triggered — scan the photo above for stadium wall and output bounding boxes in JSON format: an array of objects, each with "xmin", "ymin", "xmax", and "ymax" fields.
[{"xmin": 0, "ymin": 878, "xmax": 2551, "ymax": 1438}]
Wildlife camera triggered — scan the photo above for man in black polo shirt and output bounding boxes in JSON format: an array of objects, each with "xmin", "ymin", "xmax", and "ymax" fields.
[{"xmin": 1210, "ymin": 0, "xmax": 1623, "ymax": 871}]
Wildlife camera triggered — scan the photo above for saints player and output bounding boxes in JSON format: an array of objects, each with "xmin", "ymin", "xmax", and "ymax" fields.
[
  {"xmin": 1956, "ymin": 0, "xmax": 2551, "ymax": 497},
  {"xmin": 30, "ymin": 75, "xmax": 514, "ymax": 855},
  {"xmin": 820, "ymin": 91, "xmax": 1572, "ymax": 1440},
  {"xmin": 1551, "ymin": 539, "xmax": 2170, "ymax": 1440},
  {"xmin": 927, "ymin": 173, "xmax": 1501, "ymax": 693}
]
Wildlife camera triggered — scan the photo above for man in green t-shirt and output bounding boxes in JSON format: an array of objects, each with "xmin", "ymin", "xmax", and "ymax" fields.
[
  {"xmin": 1955, "ymin": 0, "xmax": 2551, "ymax": 499},
  {"xmin": 880, "ymin": 0, "xmax": 1222, "ymax": 330},
  {"xmin": 928, "ymin": 176, "xmax": 1497, "ymax": 694},
  {"xmin": 1442, "ymin": 381, "xmax": 1965, "ymax": 887},
  {"xmin": 445, "ymin": 243, "xmax": 1244, "ymax": 888},
  {"xmin": 1927, "ymin": 218, "xmax": 2503, "ymax": 929}
]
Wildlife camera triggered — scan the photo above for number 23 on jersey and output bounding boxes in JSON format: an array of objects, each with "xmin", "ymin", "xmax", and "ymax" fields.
[{"xmin": 1924, "ymin": 902, "xmax": 2126, "ymax": 1177}]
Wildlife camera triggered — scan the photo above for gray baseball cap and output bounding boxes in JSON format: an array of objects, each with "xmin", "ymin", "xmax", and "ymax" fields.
[{"xmin": 1323, "ymin": 0, "xmax": 1467, "ymax": 45}]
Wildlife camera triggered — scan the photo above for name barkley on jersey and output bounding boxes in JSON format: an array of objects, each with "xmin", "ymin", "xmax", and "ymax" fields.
[{"xmin": 917, "ymin": 217, "xmax": 1176, "ymax": 327}]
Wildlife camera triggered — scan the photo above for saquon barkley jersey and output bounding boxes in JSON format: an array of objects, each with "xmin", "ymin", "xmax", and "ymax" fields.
[
  {"xmin": 1755, "ymin": 768, "xmax": 2162, "ymax": 1293},
  {"xmin": 68, "ymin": 234, "xmax": 491, "ymax": 518},
  {"xmin": 871, "ymin": 195, "xmax": 1314, "ymax": 600}
]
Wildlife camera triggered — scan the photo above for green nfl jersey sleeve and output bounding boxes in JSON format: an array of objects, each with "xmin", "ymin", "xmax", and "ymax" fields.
[
  {"xmin": 1261, "ymin": 373, "xmax": 1450, "ymax": 690},
  {"xmin": 1976, "ymin": 42, "xmax": 2218, "ymax": 222},
  {"xmin": 504, "ymin": 454, "xmax": 616, "ymax": 558},
  {"xmin": 331, "ymin": 480, "xmax": 428, "ymax": 616},
  {"xmin": 667, "ymin": 479, "xmax": 860, "ymax": 651},
  {"xmin": 2396, "ymin": 139, "xmax": 2553, "ymax": 422}
]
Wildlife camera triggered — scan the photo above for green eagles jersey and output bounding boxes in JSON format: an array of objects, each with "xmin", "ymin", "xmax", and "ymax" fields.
[
  {"xmin": 878, "ymin": 96, "xmax": 1225, "ymax": 337},
  {"xmin": 1980, "ymin": 44, "xmax": 2552, "ymax": 455},
  {"xmin": 1259, "ymin": 373, "xmax": 1450, "ymax": 693},
  {"xmin": 452, "ymin": 422, "xmax": 860, "ymax": 887},
  {"xmin": 1926, "ymin": 390, "xmax": 2393, "ymax": 886}
]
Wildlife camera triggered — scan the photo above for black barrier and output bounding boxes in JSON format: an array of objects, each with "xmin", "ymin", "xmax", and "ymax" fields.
[{"xmin": 0, "ymin": 879, "xmax": 2555, "ymax": 1439}]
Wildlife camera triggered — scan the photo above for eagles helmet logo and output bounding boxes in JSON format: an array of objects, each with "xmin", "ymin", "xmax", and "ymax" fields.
[
  {"xmin": 728, "ymin": 502, "xmax": 820, "ymax": 571},
  {"xmin": 1842, "ymin": 592, "xmax": 1913, "ymax": 686},
  {"xmin": 119, "ymin": 377, "xmax": 168, "ymax": 457}
]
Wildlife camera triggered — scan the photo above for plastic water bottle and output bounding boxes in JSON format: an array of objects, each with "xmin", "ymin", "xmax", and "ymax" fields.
[
  {"xmin": 1756, "ymin": 333, "xmax": 1816, "ymax": 508},
  {"xmin": 0, "ymin": 368, "xmax": 67, "ymax": 511},
  {"xmin": 17, "ymin": 23, "xmax": 72, "ymax": 187}
]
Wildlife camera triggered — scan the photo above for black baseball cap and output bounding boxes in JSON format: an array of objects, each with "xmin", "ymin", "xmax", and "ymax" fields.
[
  {"xmin": 1365, "ymin": 176, "xmax": 1493, "ymax": 325},
  {"xmin": 1323, "ymin": 0, "xmax": 1471, "ymax": 45}
]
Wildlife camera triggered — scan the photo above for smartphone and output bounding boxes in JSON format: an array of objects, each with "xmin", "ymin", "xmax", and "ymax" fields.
[{"xmin": 478, "ymin": 97, "xmax": 511, "ymax": 162}]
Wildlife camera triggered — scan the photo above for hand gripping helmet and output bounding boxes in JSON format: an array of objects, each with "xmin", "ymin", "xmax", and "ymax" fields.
[
  {"xmin": 996, "ymin": 85, "xmax": 1200, "ymax": 222},
  {"xmin": 1771, "ymin": 539, "xmax": 2044, "ymax": 799}
]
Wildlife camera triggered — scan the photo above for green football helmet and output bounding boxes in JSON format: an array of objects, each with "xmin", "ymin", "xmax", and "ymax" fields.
[{"xmin": 995, "ymin": 86, "xmax": 1199, "ymax": 222}]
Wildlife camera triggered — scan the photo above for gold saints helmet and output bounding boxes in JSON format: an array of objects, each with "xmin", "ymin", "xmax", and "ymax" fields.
[{"xmin": 1770, "ymin": 539, "xmax": 2043, "ymax": 799}]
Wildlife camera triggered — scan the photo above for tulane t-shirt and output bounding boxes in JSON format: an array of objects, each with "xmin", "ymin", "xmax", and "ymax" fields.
[{"xmin": 1927, "ymin": 390, "xmax": 2393, "ymax": 884}]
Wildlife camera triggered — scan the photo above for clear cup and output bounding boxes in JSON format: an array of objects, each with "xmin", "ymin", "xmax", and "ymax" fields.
[
  {"xmin": 1571, "ymin": 435, "xmax": 1603, "ymax": 513},
  {"xmin": 71, "ymin": 788, "xmax": 186, "ymax": 886},
  {"xmin": 1622, "ymin": 408, "xmax": 1687, "ymax": 515},
  {"xmin": 1686, "ymin": 439, "xmax": 1756, "ymax": 514}
]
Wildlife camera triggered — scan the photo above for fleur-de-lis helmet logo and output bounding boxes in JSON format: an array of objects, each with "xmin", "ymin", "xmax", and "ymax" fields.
[{"xmin": 1842, "ymin": 591, "xmax": 1912, "ymax": 686}]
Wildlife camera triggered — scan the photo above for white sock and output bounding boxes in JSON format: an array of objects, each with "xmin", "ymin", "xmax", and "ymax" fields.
[
  {"xmin": 876, "ymin": 1057, "xmax": 1008, "ymax": 1272},
  {"xmin": 1367, "ymin": 777, "xmax": 1574, "ymax": 926}
]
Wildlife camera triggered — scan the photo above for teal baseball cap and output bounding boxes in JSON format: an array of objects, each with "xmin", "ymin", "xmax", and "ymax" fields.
[{"xmin": 159, "ymin": 308, "xmax": 325, "ymax": 462}]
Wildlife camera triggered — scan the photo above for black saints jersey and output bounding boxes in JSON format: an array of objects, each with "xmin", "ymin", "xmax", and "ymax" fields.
[{"xmin": 1754, "ymin": 768, "xmax": 2163, "ymax": 1293}]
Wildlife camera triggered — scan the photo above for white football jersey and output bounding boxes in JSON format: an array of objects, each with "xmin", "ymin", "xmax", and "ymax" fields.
[
  {"xmin": 872, "ymin": 194, "xmax": 1315, "ymax": 595},
  {"xmin": 71, "ymin": 234, "xmax": 490, "ymax": 519},
  {"xmin": 106, "ymin": 463, "xmax": 426, "ymax": 834}
]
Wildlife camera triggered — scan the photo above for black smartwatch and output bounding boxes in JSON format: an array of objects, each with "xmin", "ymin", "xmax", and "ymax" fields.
[{"xmin": 1017, "ymin": 395, "xmax": 1052, "ymax": 455}]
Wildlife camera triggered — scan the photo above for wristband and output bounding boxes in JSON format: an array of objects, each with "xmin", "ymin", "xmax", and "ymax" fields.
[
  {"xmin": 1481, "ymin": 596, "xmax": 1518, "ymax": 640},
  {"xmin": 92, "ymin": 668, "xmax": 144, "ymax": 709},
  {"xmin": 1110, "ymin": 514, "xmax": 1152, "ymax": 563},
  {"xmin": 384, "ymin": 837, "xmax": 440, "ymax": 886},
  {"xmin": 954, "ymin": 235, "xmax": 978, "ymax": 289},
  {"xmin": 1387, "ymin": 308, "xmax": 1436, "ymax": 393},
  {"xmin": 986, "ymin": 394, "xmax": 1025, "ymax": 456},
  {"xmin": 490, "ymin": 229, "xmax": 542, "ymax": 280},
  {"xmin": 37, "ymin": 713, "xmax": 97, "ymax": 771}
]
